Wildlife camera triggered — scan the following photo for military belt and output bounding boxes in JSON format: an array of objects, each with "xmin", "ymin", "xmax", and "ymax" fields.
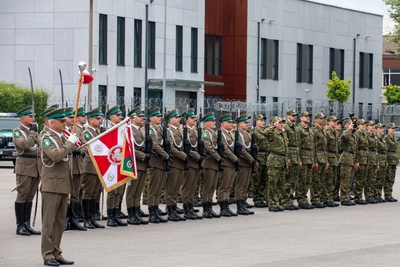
[
  {"xmin": 270, "ymin": 151, "xmax": 286, "ymax": 157},
  {"xmin": 301, "ymin": 148, "xmax": 311, "ymax": 151},
  {"xmin": 18, "ymin": 155, "xmax": 37, "ymax": 159},
  {"xmin": 343, "ymin": 150, "xmax": 354, "ymax": 154},
  {"xmin": 378, "ymin": 151, "xmax": 386, "ymax": 155}
]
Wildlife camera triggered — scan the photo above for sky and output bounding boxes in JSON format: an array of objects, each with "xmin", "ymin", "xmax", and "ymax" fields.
[{"xmin": 312, "ymin": 0, "xmax": 394, "ymax": 33}]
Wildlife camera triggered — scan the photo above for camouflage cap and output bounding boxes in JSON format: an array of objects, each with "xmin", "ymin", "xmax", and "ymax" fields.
[
  {"xmin": 326, "ymin": 115, "xmax": 338, "ymax": 122},
  {"xmin": 374, "ymin": 123, "xmax": 385, "ymax": 129},
  {"xmin": 270, "ymin": 117, "xmax": 286, "ymax": 124},
  {"xmin": 314, "ymin": 112, "xmax": 326, "ymax": 119},
  {"xmin": 202, "ymin": 112, "xmax": 216, "ymax": 122},
  {"xmin": 299, "ymin": 111, "xmax": 311, "ymax": 117},
  {"xmin": 286, "ymin": 109, "xmax": 298, "ymax": 116},
  {"xmin": 236, "ymin": 113, "xmax": 251, "ymax": 123},
  {"xmin": 342, "ymin": 118, "xmax": 352, "ymax": 126},
  {"xmin": 220, "ymin": 113, "xmax": 233, "ymax": 123},
  {"xmin": 255, "ymin": 114, "xmax": 266, "ymax": 120},
  {"xmin": 356, "ymin": 119, "xmax": 366, "ymax": 125},
  {"xmin": 387, "ymin": 122, "xmax": 397, "ymax": 129},
  {"xmin": 366, "ymin": 120, "xmax": 375, "ymax": 126},
  {"xmin": 106, "ymin": 105, "xmax": 122, "ymax": 118}
]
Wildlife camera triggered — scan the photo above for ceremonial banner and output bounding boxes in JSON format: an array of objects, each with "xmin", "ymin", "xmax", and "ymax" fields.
[
  {"xmin": 86, "ymin": 118, "xmax": 136, "ymax": 192},
  {"xmin": 120, "ymin": 119, "xmax": 137, "ymax": 177}
]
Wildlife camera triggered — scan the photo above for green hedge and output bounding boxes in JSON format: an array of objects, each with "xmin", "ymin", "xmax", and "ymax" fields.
[{"xmin": 0, "ymin": 82, "xmax": 50, "ymax": 129}]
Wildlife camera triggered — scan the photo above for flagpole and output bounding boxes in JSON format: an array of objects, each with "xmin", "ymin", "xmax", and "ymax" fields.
[{"xmin": 72, "ymin": 62, "xmax": 86, "ymax": 134}]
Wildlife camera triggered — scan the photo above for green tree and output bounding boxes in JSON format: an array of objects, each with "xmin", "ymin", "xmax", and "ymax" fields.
[
  {"xmin": 326, "ymin": 71, "xmax": 351, "ymax": 102},
  {"xmin": 0, "ymin": 81, "xmax": 50, "ymax": 129},
  {"xmin": 383, "ymin": 84, "xmax": 400, "ymax": 104},
  {"xmin": 384, "ymin": 0, "xmax": 400, "ymax": 53}
]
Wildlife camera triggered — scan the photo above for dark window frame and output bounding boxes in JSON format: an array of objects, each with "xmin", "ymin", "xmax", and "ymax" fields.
[
  {"xmin": 205, "ymin": 34, "xmax": 222, "ymax": 75},
  {"xmin": 191, "ymin": 27, "xmax": 198, "ymax": 73},
  {"xmin": 296, "ymin": 43, "xmax": 313, "ymax": 84},
  {"xmin": 99, "ymin": 14, "xmax": 107, "ymax": 65},
  {"xmin": 134, "ymin": 19, "xmax": 142, "ymax": 67},
  {"xmin": 175, "ymin": 25, "xmax": 183, "ymax": 71},
  {"xmin": 148, "ymin": 21, "xmax": 156, "ymax": 69},
  {"xmin": 117, "ymin": 17, "xmax": 125, "ymax": 66}
]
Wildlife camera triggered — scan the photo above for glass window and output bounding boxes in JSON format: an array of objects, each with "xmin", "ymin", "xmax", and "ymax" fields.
[
  {"xmin": 134, "ymin": 19, "xmax": 142, "ymax": 67},
  {"xmin": 117, "ymin": 17, "xmax": 125, "ymax": 66},
  {"xmin": 99, "ymin": 14, "xmax": 107, "ymax": 65}
]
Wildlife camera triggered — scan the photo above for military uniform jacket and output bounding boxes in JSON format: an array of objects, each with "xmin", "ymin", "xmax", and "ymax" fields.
[
  {"xmin": 366, "ymin": 131, "xmax": 378, "ymax": 166},
  {"xmin": 339, "ymin": 129, "xmax": 356, "ymax": 166},
  {"xmin": 202, "ymin": 128, "xmax": 220, "ymax": 171},
  {"xmin": 284, "ymin": 121, "xmax": 300, "ymax": 164},
  {"xmin": 238, "ymin": 129, "xmax": 254, "ymax": 168},
  {"xmin": 71, "ymin": 124, "xmax": 85, "ymax": 174},
  {"xmin": 324, "ymin": 127, "xmax": 338, "ymax": 166},
  {"xmin": 254, "ymin": 127, "xmax": 268, "ymax": 166},
  {"xmin": 40, "ymin": 129, "xmax": 75, "ymax": 194},
  {"xmin": 186, "ymin": 126, "xmax": 201, "ymax": 170},
  {"xmin": 149, "ymin": 124, "xmax": 169, "ymax": 170},
  {"xmin": 355, "ymin": 130, "xmax": 368, "ymax": 165},
  {"xmin": 265, "ymin": 127, "xmax": 288, "ymax": 168},
  {"xmin": 220, "ymin": 128, "xmax": 238, "ymax": 168},
  {"xmin": 296, "ymin": 123, "xmax": 314, "ymax": 165},
  {"xmin": 168, "ymin": 125, "xmax": 187, "ymax": 170},
  {"xmin": 376, "ymin": 135, "xmax": 387, "ymax": 167},
  {"xmin": 313, "ymin": 125, "xmax": 328, "ymax": 164},
  {"xmin": 82, "ymin": 126, "xmax": 99, "ymax": 174},
  {"xmin": 13, "ymin": 124, "xmax": 39, "ymax": 177},
  {"xmin": 131, "ymin": 125, "xmax": 146, "ymax": 172},
  {"xmin": 384, "ymin": 133, "xmax": 398, "ymax": 166}
]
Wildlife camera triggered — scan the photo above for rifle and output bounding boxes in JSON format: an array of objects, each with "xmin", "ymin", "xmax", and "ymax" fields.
[
  {"xmin": 250, "ymin": 112, "xmax": 259, "ymax": 174},
  {"xmin": 233, "ymin": 129, "xmax": 242, "ymax": 172},
  {"xmin": 182, "ymin": 116, "xmax": 191, "ymax": 172},
  {"xmin": 144, "ymin": 119, "xmax": 154, "ymax": 169},
  {"xmin": 216, "ymin": 129, "xmax": 225, "ymax": 172},
  {"xmin": 162, "ymin": 122, "xmax": 172, "ymax": 173},
  {"xmin": 196, "ymin": 109, "xmax": 205, "ymax": 170}
]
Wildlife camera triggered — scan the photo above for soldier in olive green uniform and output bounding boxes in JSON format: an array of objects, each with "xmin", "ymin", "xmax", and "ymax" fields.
[
  {"xmin": 339, "ymin": 119, "xmax": 357, "ymax": 206},
  {"xmin": 296, "ymin": 111, "xmax": 315, "ymax": 209},
  {"xmin": 374, "ymin": 123, "xmax": 387, "ymax": 202},
  {"xmin": 265, "ymin": 117, "xmax": 289, "ymax": 212},
  {"xmin": 311, "ymin": 112, "xmax": 328, "ymax": 208},
  {"xmin": 251, "ymin": 114, "xmax": 268, "ymax": 207},
  {"xmin": 282, "ymin": 109, "xmax": 300, "ymax": 210},
  {"xmin": 354, "ymin": 119, "xmax": 369, "ymax": 205},
  {"xmin": 201, "ymin": 112, "xmax": 222, "ymax": 219},
  {"xmin": 323, "ymin": 116, "xmax": 340, "ymax": 207},
  {"xmin": 365, "ymin": 121, "xmax": 379, "ymax": 204},
  {"xmin": 333, "ymin": 120, "xmax": 342, "ymax": 201},
  {"xmin": 41, "ymin": 108, "xmax": 76, "ymax": 266},
  {"xmin": 13, "ymin": 106, "xmax": 41, "ymax": 236},
  {"xmin": 80, "ymin": 108, "xmax": 105, "ymax": 229},
  {"xmin": 235, "ymin": 114, "xmax": 258, "ymax": 215},
  {"xmin": 384, "ymin": 123, "xmax": 398, "ymax": 202}
]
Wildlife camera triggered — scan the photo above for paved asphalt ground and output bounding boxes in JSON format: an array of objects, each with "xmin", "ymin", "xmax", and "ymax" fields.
[{"xmin": 1, "ymin": 161, "xmax": 400, "ymax": 267}]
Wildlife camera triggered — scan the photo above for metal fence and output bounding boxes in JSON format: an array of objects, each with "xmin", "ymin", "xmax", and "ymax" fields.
[{"xmin": 48, "ymin": 96, "xmax": 400, "ymax": 125}]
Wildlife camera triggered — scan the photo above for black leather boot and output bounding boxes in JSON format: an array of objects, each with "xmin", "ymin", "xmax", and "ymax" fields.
[
  {"xmin": 134, "ymin": 207, "xmax": 148, "ymax": 225},
  {"xmin": 173, "ymin": 205, "xmax": 186, "ymax": 221},
  {"xmin": 23, "ymin": 202, "xmax": 41, "ymax": 235},
  {"xmin": 148, "ymin": 206, "xmax": 160, "ymax": 224},
  {"xmin": 69, "ymin": 202, "xmax": 87, "ymax": 231},
  {"xmin": 209, "ymin": 202, "xmax": 221, "ymax": 218},
  {"xmin": 167, "ymin": 205, "xmax": 179, "ymax": 222},
  {"xmin": 63, "ymin": 203, "xmax": 70, "ymax": 231},
  {"xmin": 118, "ymin": 202, "xmax": 128, "ymax": 219},
  {"xmin": 189, "ymin": 203, "xmax": 202, "ymax": 219},
  {"xmin": 225, "ymin": 201, "xmax": 238, "ymax": 216},
  {"xmin": 127, "ymin": 207, "xmax": 140, "ymax": 225},
  {"xmin": 237, "ymin": 200, "xmax": 250, "ymax": 215},
  {"xmin": 219, "ymin": 201, "xmax": 231, "ymax": 217},
  {"xmin": 82, "ymin": 199, "xmax": 95, "ymax": 229},
  {"xmin": 202, "ymin": 202, "xmax": 212, "ymax": 219},
  {"xmin": 114, "ymin": 208, "xmax": 128, "ymax": 226},
  {"xmin": 155, "ymin": 205, "xmax": 168, "ymax": 223},
  {"xmin": 158, "ymin": 207, "xmax": 168, "ymax": 216},
  {"xmin": 90, "ymin": 200, "xmax": 105, "ymax": 228},
  {"xmin": 183, "ymin": 204, "xmax": 196, "ymax": 220},
  {"xmin": 15, "ymin": 202, "xmax": 30, "ymax": 236},
  {"xmin": 139, "ymin": 208, "xmax": 149, "ymax": 217},
  {"xmin": 107, "ymin": 209, "xmax": 118, "ymax": 227}
]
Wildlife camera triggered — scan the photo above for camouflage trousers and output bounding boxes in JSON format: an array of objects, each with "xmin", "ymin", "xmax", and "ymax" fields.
[
  {"xmin": 385, "ymin": 165, "xmax": 397, "ymax": 198},
  {"xmin": 340, "ymin": 164, "xmax": 354, "ymax": 201},
  {"xmin": 364, "ymin": 164, "xmax": 378, "ymax": 200},
  {"xmin": 282, "ymin": 163, "xmax": 298, "ymax": 207},
  {"xmin": 323, "ymin": 164, "xmax": 337, "ymax": 202},
  {"xmin": 354, "ymin": 164, "xmax": 368, "ymax": 201},
  {"xmin": 250, "ymin": 164, "xmax": 268, "ymax": 204},
  {"xmin": 297, "ymin": 164, "xmax": 313, "ymax": 205},
  {"xmin": 375, "ymin": 166, "xmax": 386, "ymax": 199},
  {"xmin": 141, "ymin": 173, "xmax": 151, "ymax": 202},
  {"xmin": 311, "ymin": 164, "xmax": 326, "ymax": 204},
  {"xmin": 333, "ymin": 166, "xmax": 340, "ymax": 199},
  {"xmin": 267, "ymin": 166, "xmax": 286, "ymax": 208},
  {"xmin": 194, "ymin": 170, "xmax": 204, "ymax": 201}
]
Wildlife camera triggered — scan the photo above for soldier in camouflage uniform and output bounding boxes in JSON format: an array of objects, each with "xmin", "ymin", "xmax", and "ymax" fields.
[
  {"xmin": 339, "ymin": 119, "xmax": 356, "ymax": 206},
  {"xmin": 265, "ymin": 117, "xmax": 289, "ymax": 212},
  {"xmin": 374, "ymin": 123, "xmax": 387, "ymax": 203},
  {"xmin": 384, "ymin": 123, "xmax": 398, "ymax": 202},
  {"xmin": 141, "ymin": 174, "xmax": 150, "ymax": 205},
  {"xmin": 333, "ymin": 120, "xmax": 342, "ymax": 201},
  {"xmin": 323, "ymin": 116, "xmax": 339, "ymax": 207},
  {"xmin": 364, "ymin": 121, "xmax": 379, "ymax": 204},
  {"xmin": 282, "ymin": 109, "xmax": 300, "ymax": 210},
  {"xmin": 311, "ymin": 112, "xmax": 328, "ymax": 208},
  {"xmin": 296, "ymin": 112, "xmax": 314, "ymax": 209},
  {"xmin": 354, "ymin": 119, "xmax": 369, "ymax": 205},
  {"xmin": 251, "ymin": 114, "xmax": 268, "ymax": 207}
]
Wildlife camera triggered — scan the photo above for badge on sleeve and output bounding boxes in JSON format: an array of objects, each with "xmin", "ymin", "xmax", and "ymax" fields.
[
  {"xmin": 203, "ymin": 132, "xmax": 209, "ymax": 138},
  {"xmin": 149, "ymin": 129, "xmax": 153, "ymax": 135},
  {"xmin": 43, "ymin": 139, "xmax": 51, "ymax": 147},
  {"xmin": 14, "ymin": 130, "xmax": 21, "ymax": 137},
  {"xmin": 84, "ymin": 132, "xmax": 91, "ymax": 140}
]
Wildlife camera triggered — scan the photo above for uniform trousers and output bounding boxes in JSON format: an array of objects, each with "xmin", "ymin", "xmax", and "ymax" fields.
[
  {"xmin": 340, "ymin": 164, "xmax": 354, "ymax": 201},
  {"xmin": 385, "ymin": 165, "xmax": 397, "ymax": 198},
  {"xmin": 126, "ymin": 170, "xmax": 146, "ymax": 208},
  {"xmin": 202, "ymin": 169, "xmax": 219, "ymax": 203},
  {"xmin": 165, "ymin": 167, "xmax": 184, "ymax": 206},
  {"xmin": 107, "ymin": 185, "xmax": 126, "ymax": 209},
  {"xmin": 16, "ymin": 175, "xmax": 39, "ymax": 203},
  {"xmin": 148, "ymin": 168, "xmax": 166, "ymax": 207},
  {"xmin": 235, "ymin": 166, "xmax": 251, "ymax": 201},
  {"xmin": 181, "ymin": 168, "xmax": 199, "ymax": 204},
  {"xmin": 81, "ymin": 173, "xmax": 102, "ymax": 200},
  {"xmin": 354, "ymin": 164, "xmax": 368, "ymax": 201},
  {"xmin": 217, "ymin": 166, "xmax": 235, "ymax": 202},
  {"xmin": 297, "ymin": 164, "xmax": 312, "ymax": 205},
  {"xmin": 71, "ymin": 174, "xmax": 82, "ymax": 203}
]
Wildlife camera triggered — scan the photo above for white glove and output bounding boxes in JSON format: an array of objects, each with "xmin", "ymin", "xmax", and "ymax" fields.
[{"xmin": 67, "ymin": 133, "xmax": 78, "ymax": 144}]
